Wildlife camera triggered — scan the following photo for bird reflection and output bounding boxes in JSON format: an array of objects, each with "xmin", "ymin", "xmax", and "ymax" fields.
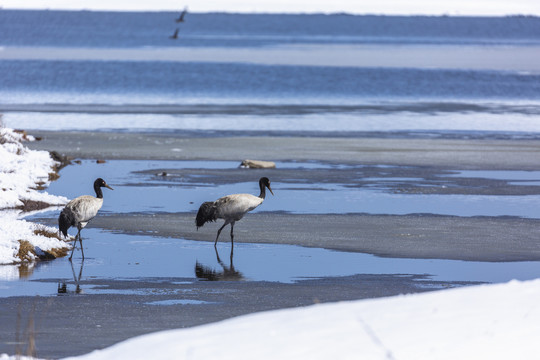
[
  {"xmin": 169, "ymin": 28, "xmax": 179, "ymax": 39},
  {"xmin": 195, "ymin": 246, "xmax": 244, "ymax": 281},
  {"xmin": 57, "ymin": 260, "xmax": 84, "ymax": 294}
]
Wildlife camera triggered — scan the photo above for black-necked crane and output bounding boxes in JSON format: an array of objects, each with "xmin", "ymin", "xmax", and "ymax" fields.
[
  {"xmin": 58, "ymin": 178, "xmax": 114, "ymax": 260},
  {"xmin": 175, "ymin": 7, "xmax": 188, "ymax": 23},
  {"xmin": 196, "ymin": 177, "xmax": 274, "ymax": 246}
]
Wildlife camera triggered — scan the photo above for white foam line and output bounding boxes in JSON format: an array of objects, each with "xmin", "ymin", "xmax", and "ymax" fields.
[{"xmin": 2, "ymin": 45, "xmax": 540, "ymax": 72}]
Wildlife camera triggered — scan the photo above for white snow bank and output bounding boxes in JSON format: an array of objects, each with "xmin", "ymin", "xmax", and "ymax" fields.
[
  {"xmin": 0, "ymin": 127, "xmax": 68, "ymax": 209},
  {"xmin": 0, "ymin": 126, "xmax": 70, "ymax": 264},
  {"xmin": 0, "ymin": 355, "xmax": 36, "ymax": 360},
  {"xmin": 66, "ymin": 279, "xmax": 540, "ymax": 360},
  {"xmin": 0, "ymin": 212, "xmax": 67, "ymax": 265}
]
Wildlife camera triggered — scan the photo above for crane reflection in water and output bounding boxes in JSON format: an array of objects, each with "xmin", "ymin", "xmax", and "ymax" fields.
[
  {"xmin": 58, "ymin": 260, "xmax": 84, "ymax": 295},
  {"xmin": 195, "ymin": 246, "xmax": 244, "ymax": 281}
]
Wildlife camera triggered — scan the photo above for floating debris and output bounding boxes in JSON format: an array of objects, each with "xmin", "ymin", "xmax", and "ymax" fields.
[{"xmin": 239, "ymin": 159, "xmax": 276, "ymax": 169}]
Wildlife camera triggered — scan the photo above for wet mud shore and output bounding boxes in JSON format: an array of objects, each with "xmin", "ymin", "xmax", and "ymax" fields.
[
  {"xmin": 27, "ymin": 130, "xmax": 540, "ymax": 170},
  {"xmin": 91, "ymin": 212, "xmax": 540, "ymax": 262},
  {"xmin": 0, "ymin": 272, "xmax": 465, "ymax": 359}
]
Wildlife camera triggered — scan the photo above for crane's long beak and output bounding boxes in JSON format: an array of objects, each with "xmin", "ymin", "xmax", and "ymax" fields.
[
  {"xmin": 105, "ymin": 184, "xmax": 114, "ymax": 190},
  {"xmin": 268, "ymin": 184, "xmax": 274, "ymax": 196}
]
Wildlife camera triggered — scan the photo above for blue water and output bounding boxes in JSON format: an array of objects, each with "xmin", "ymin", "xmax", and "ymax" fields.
[
  {"xmin": 26, "ymin": 159, "xmax": 540, "ymax": 218},
  {"xmin": 1, "ymin": 10, "xmax": 540, "ymax": 133},
  {"xmin": 2, "ymin": 61, "xmax": 540, "ymax": 101},
  {"xmin": 2, "ymin": 11, "xmax": 540, "ymax": 48},
  {"xmin": 4, "ymin": 228, "xmax": 540, "ymax": 297},
  {"xmin": 5, "ymin": 160, "xmax": 540, "ymax": 296}
]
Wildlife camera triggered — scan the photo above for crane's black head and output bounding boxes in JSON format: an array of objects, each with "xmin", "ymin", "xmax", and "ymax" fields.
[
  {"xmin": 259, "ymin": 177, "xmax": 274, "ymax": 196},
  {"xmin": 94, "ymin": 178, "xmax": 114, "ymax": 190}
]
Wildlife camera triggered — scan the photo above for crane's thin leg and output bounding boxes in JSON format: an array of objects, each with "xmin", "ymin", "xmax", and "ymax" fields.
[
  {"xmin": 230, "ymin": 222, "xmax": 235, "ymax": 246},
  {"xmin": 79, "ymin": 235, "xmax": 85, "ymax": 260},
  {"xmin": 215, "ymin": 222, "xmax": 228, "ymax": 247}
]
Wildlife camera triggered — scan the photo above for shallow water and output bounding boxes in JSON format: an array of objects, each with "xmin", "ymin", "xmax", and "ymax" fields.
[
  {"xmin": 42, "ymin": 160, "xmax": 540, "ymax": 218},
  {"xmin": 2, "ymin": 228, "xmax": 540, "ymax": 298},
  {"xmin": 3, "ymin": 159, "xmax": 540, "ymax": 298}
]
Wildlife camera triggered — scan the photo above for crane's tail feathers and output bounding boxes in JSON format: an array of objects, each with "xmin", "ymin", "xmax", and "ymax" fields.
[
  {"xmin": 58, "ymin": 208, "xmax": 75, "ymax": 238},
  {"xmin": 196, "ymin": 201, "xmax": 217, "ymax": 229}
]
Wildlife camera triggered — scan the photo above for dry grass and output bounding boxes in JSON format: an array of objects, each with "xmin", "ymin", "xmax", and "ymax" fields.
[
  {"xmin": 34, "ymin": 228, "xmax": 71, "ymax": 259},
  {"xmin": 13, "ymin": 129, "xmax": 29, "ymax": 140},
  {"xmin": 15, "ymin": 229, "xmax": 71, "ymax": 263},
  {"xmin": 33, "ymin": 228, "xmax": 62, "ymax": 240},
  {"xmin": 48, "ymin": 171, "xmax": 60, "ymax": 181},
  {"xmin": 17, "ymin": 240, "xmax": 36, "ymax": 262},
  {"xmin": 33, "ymin": 181, "xmax": 47, "ymax": 190},
  {"xmin": 49, "ymin": 150, "xmax": 72, "ymax": 170},
  {"xmin": 46, "ymin": 150, "xmax": 73, "ymax": 185},
  {"xmin": 45, "ymin": 247, "xmax": 70, "ymax": 259},
  {"xmin": 18, "ymin": 199, "xmax": 53, "ymax": 212}
]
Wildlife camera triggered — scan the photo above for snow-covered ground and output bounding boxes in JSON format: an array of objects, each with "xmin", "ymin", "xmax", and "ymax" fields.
[
  {"xmin": 0, "ymin": 125, "xmax": 69, "ymax": 264},
  {"xmin": 55, "ymin": 278, "xmax": 538, "ymax": 360}
]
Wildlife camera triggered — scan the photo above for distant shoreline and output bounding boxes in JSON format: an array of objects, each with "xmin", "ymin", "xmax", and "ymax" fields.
[{"xmin": 1, "ymin": 8, "xmax": 539, "ymax": 18}]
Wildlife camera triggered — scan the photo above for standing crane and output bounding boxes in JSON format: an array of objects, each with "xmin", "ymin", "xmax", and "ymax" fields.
[
  {"xmin": 196, "ymin": 177, "xmax": 274, "ymax": 246},
  {"xmin": 58, "ymin": 178, "xmax": 114, "ymax": 260}
]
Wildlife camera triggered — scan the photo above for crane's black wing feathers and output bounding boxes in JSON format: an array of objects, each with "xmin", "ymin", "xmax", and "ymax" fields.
[
  {"xmin": 196, "ymin": 201, "xmax": 217, "ymax": 228},
  {"xmin": 58, "ymin": 207, "xmax": 76, "ymax": 237}
]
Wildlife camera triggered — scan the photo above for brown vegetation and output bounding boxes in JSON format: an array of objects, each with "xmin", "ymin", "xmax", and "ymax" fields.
[
  {"xmin": 17, "ymin": 199, "xmax": 53, "ymax": 212},
  {"xmin": 17, "ymin": 240, "xmax": 36, "ymax": 262},
  {"xmin": 15, "ymin": 229, "xmax": 70, "ymax": 263}
]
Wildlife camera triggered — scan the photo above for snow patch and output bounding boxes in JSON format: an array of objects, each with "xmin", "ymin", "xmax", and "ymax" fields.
[
  {"xmin": 0, "ymin": 125, "xmax": 70, "ymax": 264},
  {"xmin": 0, "ymin": 127, "xmax": 68, "ymax": 209},
  {"xmin": 64, "ymin": 279, "xmax": 540, "ymax": 360}
]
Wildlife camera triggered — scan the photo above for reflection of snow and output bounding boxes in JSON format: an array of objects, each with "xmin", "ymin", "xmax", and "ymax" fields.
[
  {"xmin": 0, "ymin": 261, "xmax": 20, "ymax": 281},
  {"xmin": 0, "ymin": 126, "xmax": 69, "ymax": 265}
]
